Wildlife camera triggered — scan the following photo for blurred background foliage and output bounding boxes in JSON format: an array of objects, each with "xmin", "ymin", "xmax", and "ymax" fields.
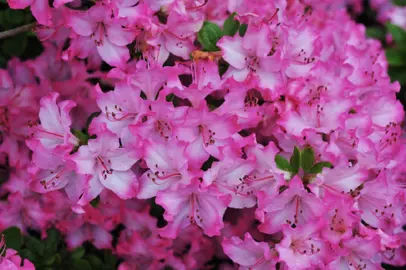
[{"xmin": 0, "ymin": 0, "xmax": 405, "ymax": 269}]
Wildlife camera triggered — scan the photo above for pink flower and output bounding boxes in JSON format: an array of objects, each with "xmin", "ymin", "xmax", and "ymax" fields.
[
  {"xmin": 0, "ymin": 244, "xmax": 35, "ymax": 270},
  {"xmin": 156, "ymin": 180, "xmax": 231, "ymax": 238},
  {"xmin": 27, "ymin": 92, "xmax": 78, "ymax": 151},
  {"xmin": 256, "ymin": 176, "xmax": 325, "ymax": 234},
  {"xmin": 65, "ymin": 4, "xmax": 136, "ymax": 68},
  {"xmin": 7, "ymin": 0, "xmax": 52, "ymax": 26},
  {"xmin": 71, "ymin": 127, "xmax": 140, "ymax": 201},
  {"xmin": 174, "ymin": 105, "xmax": 239, "ymax": 168},
  {"xmin": 222, "ymin": 233, "xmax": 277, "ymax": 269},
  {"xmin": 218, "ymin": 23, "xmax": 283, "ymax": 90},
  {"xmin": 276, "ymin": 221, "xmax": 332, "ymax": 269},
  {"xmin": 90, "ymin": 83, "xmax": 147, "ymax": 137},
  {"xmin": 327, "ymin": 236, "xmax": 382, "ymax": 270},
  {"xmin": 137, "ymin": 139, "xmax": 199, "ymax": 199},
  {"xmin": 147, "ymin": 11, "xmax": 203, "ymax": 63}
]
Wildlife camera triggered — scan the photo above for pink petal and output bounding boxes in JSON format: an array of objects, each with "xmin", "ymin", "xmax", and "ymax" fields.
[{"xmin": 97, "ymin": 39, "xmax": 130, "ymax": 68}]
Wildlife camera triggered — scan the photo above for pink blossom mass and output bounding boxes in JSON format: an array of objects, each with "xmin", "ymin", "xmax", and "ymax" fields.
[{"xmin": 0, "ymin": 0, "xmax": 405, "ymax": 269}]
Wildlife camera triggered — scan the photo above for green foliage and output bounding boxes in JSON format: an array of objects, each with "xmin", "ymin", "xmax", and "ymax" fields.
[
  {"xmin": 198, "ymin": 21, "xmax": 223, "ymax": 51},
  {"xmin": 197, "ymin": 14, "xmax": 250, "ymax": 51},
  {"xmin": 1, "ymin": 227, "xmax": 119, "ymax": 270},
  {"xmin": 308, "ymin": 162, "xmax": 333, "ymax": 174},
  {"xmin": 275, "ymin": 154, "xmax": 293, "ymax": 172},
  {"xmin": 90, "ymin": 195, "xmax": 101, "ymax": 208},
  {"xmin": 300, "ymin": 147, "xmax": 315, "ymax": 172},
  {"xmin": 386, "ymin": 23, "xmax": 406, "ymax": 44},
  {"xmin": 393, "ymin": 0, "xmax": 406, "ymax": 6},
  {"xmin": 275, "ymin": 146, "xmax": 332, "ymax": 177},
  {"xmin": 0, "ymin": 7, "xmax": 41, "ymax": 68},
  {"xmin": 223, "ymin": 13, "xmax": 240, "ymax": 37},
  {"xmin": 2, "ymin": 227, "xmax": 23, "ymax": 251},
  {"xmin": 239, "ymin": 24, "xmax": 248, "ymax": 37},
  {"xmin": 366, "ymin": 26, "xmax": 385, "ymax": 40},
  {"xmin": 289, "ymin": 147, "xmax": 300, "ymax": 174}
]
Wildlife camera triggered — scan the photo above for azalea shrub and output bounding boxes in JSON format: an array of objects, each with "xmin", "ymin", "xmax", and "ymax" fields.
[{"xmin": 0, "ymin": 0, "xmax": 406, "ymax": 269}]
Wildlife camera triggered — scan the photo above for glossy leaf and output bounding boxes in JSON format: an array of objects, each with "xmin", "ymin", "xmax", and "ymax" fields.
[
  {"xmin": 308, "ymin": 161, "xmax": 333, "ymax": 174},
  {"xmin": 300, "ymin": 147, "xmax": 315, "ymax": 172},
  {"xmin": 198, "ymin": 21, "xmax": 223, "ymax": 52},
  {"xmin": 223, "ymin": 12, "xmax": 240, "ymax": 37},
  {"xmin": 2, "ymin": 227, "xmax": 23, "ymax": 251},
  {"xmin": 275, "ymin": 154, "xmax": 293, "ymax": 172}
]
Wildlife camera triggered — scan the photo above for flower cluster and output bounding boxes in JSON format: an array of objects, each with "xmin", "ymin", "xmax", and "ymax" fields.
[{"xmin": 1, "ymin": 0, "xmax": 405, "ymax": 269}]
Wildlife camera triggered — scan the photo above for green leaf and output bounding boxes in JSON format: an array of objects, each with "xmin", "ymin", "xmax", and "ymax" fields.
[
  {"xmin": 366, "ymin": 27, "xmax": 385, "ymax": 40},
  {"xmin": 44, "ymin": 254, "xmax": 57, "ymax": 266},
  {"xmin": 71, "ymin": 128, "xmax": 89, "ymax": 145},
  {"xmin": 73, "ymin": 259, "xmax": 92, "ymax": 270},
  {"xmin": 4, "ymin": 9, "xmax": 26, "ymax": 27},
  {"xmin": 72, "ymin": 247, "xmax": 86, "ymax": 260},
  {"xmin": 290, "ymin": 147, "xmax": 300, "ymax": 174},
  {"xmin": 25, "ymin": 236, "xmax": 44, "ymax": 256},
  {"xmin": 2, "ymin": 227, "xmax": 23, "ymax": 251},
  {"xmin": 386, "ymin": 23, "xmax": 406, "ymax": 44},
  {"xmin": 308, "ymin": 161, "xmax": 333, "ymax": 174},
  {"xmin": 393, "ymin": 0, "xmax": 406, "ymax": 6},
  {"xmin": 19, "ymin": 249, "xmax": 40, "ymax": 263},
  {"xmin": 239, "ymin": 24, "xmax": 248, "ymax": 37},
  {"xmin": 198, "ymin": 21, "xmax": 223, "ymax": 52},
  {"xmin": 90, "ymin": 195, "xmax": 100, "ymax": 208},
  {"xmin": 104, "ymin": 249, "xmax": 117, "ymax": 268},
  {"xmin": 223, "ymin": 12, "xmax": 240, "ymax": 37},
  {"xmin": 44, "ymin": 228, "xmax": 61, "ymax": 253},
  {"xmin": 385, "ymin": 48, "xmax": 406, "ymax": 66},
  {"xmin": 300, "ymin": 147, "xmax": 315, "ymax": 172},
  {"xmin": 275, "ymin": 154, "xmax": 293, "ymax": 172},
  {"xmin": 388, "ymin": 66, "xmax": 406, "ymax": 84},
  {"xmin": 86, "ymin": 255, "xmax": 103, "ymax": 269},
  {"xmin": 2, "ymin": 34, "xmax": 28, "ymax": 57}
]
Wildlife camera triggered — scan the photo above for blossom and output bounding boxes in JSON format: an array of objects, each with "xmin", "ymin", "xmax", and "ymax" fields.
[
  {"xmin": 222, "ymin": 233, "xmax": 278, "ymax": 269},
  {"xmin": 70, "ymin": 127, "xmax": 140, "ymax": 201}
]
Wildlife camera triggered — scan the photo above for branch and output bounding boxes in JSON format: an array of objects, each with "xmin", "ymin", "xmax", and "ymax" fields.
[{"xmin": 0, "ymin": 23, "xmax": 37, "ymax": 40}]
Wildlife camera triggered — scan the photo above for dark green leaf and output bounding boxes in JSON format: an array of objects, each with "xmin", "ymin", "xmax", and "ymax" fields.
[
  {"xmin": 72, "ymin": 247, "xmax": 86, "ymax": 260},
  {"xmin": 393, "ymin": 0, "xmax": 406, "ymax": 6},
  {"xmin": 2, "ymin": 227, "xmax": 23, "ymax": 250},
  {"xmin": 104, "ymin": 249, "xmax": 117, "ymax": 268},
  {"xmin": 71, "ymin": 128, "xmax": 89, "ymax": 145},
  {"xmin": 366, "ymin": 27, "xmax": 385, "ymax": 40},
  {"xmin": 386, "ymin": 23, "xmax": 406, "ymax": 44},
  {"xmin": 86, "ymin": 255, "xmax": 103, "ymax": 269},
  {"xmin": 198, "ymin": 21, "xmax": 223, "ymax": 52},
  {"xmin": 44, "ymin": 254, "xmax": 57, "ymax": 266},
  {"xmin": 44, "ymin": 228, "xmax": 61, "ymax": 253},
  {"xmin": 290, "ymin": 147, "xmax": 300, "ymax": 173},
  {"xmin": 223, "ymin": 12, "xmax": 240, "ymax": 37},
  {"xmin": 4, "ymin": 9, "xmax": 25, "ymax": 27},
  {"xmin": 2, "ymin": 34, "xmax": 28, "ymax": 57},
  {"xmin": 388, "ymin": 66, "xmax": 406, "ymax": 84},
  {"xmin": 90, "ymin": 195, "xmax": 100, "ymax": 208},
  {"xmin": 385, "ymin": 48, "xmax": 406, "ymax": 66},
  {"xmin": 275, "ymin": 154, "xmax": 293, "ymax": 172},
  {"xmin": 300, "ymin": 147, "xmax": 315, "ymax": 172},
  {"xmin": 26, "ymin": 236, "xmax": 44, "ymax": 256},
  {"xmin": 19, "ymin": 249, "xmax": 40, "ymax": 263},
  {"xmin": 308, "ymin": 161, "xmax": 333, "ymax": 174},
  {"xmin": 239, "ymin": 24, "xmax": 248, "ymax": 37},
  {"xmin": 73, "ymin": 259, "xmax": 92, "ymax": 270}
]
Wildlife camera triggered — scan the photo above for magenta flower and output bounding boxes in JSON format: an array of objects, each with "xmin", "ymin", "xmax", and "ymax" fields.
[{"xmin": 71, "ymin": 128, "xmax": 140, "ymax": 201}]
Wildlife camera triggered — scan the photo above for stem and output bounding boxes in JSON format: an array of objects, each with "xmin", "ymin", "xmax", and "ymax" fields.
[{"xmin": 0, "ymin": 23, "xmax": 36, "ymax": 40}]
